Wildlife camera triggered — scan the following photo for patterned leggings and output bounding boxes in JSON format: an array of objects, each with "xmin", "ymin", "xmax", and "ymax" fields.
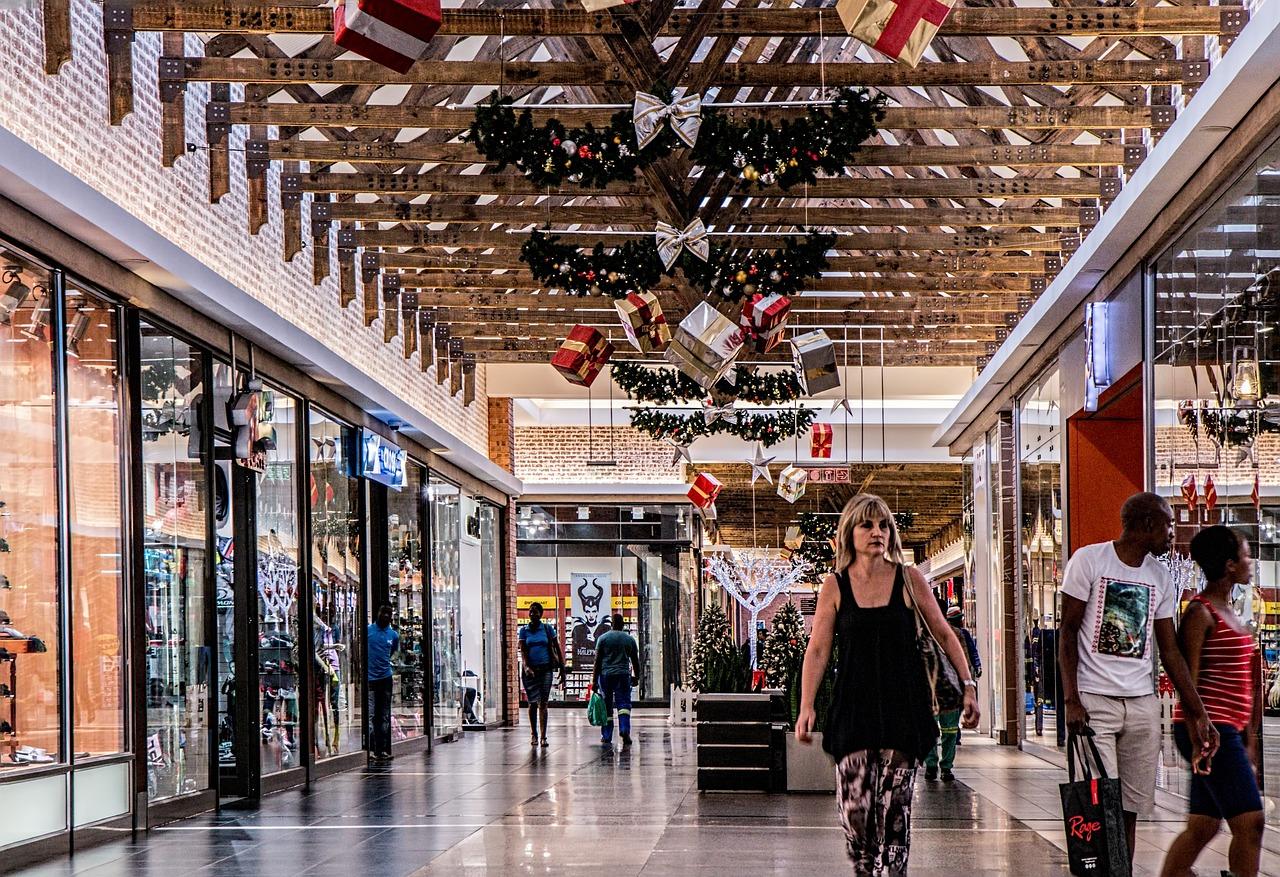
[{"xmin": 836, "ymin": 749, "xmax": 919, "ymax": 875}]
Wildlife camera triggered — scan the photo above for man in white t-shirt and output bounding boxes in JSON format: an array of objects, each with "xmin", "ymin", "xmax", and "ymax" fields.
[{"xmin": 1060, "ymin": 491, "xmax": 1217, "ymax": 868}]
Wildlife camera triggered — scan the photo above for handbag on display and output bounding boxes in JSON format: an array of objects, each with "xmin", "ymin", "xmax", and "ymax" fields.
[
  {"xmin": 900, "ymin": 568, "xmax": 964, "ymax": 713},
  {"xmin": 1060, "ymin": 732, "xmax": 1131, "ymax": 877}
]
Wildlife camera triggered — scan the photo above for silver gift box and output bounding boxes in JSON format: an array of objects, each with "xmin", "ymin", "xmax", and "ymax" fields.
[
  {"xmin": 790, "ymin": 329, "xmax": 841, "ymax": 395},
  {"xmin": 666, "ymin": 302, "xmax": 744, "ymax": 389}
]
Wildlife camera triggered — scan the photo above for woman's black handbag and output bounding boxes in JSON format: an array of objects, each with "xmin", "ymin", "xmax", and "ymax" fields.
[
  {"xmin": 902, "ymin": 571, "xmax": 964, "ymax": 712},
  {"xmin": 1060, "ymin": 732, "xmax": 1130, "ymax": 877}
]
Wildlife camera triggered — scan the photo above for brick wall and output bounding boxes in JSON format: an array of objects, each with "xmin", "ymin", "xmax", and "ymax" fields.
[
  {"xmin": 514, "ymin": 426, "xmax": 687, "ymax": 484},
  {"xmin": 488, "ymin": 398, "xmax": 515, "ymax": 473},
  {"xmin": 1155, "ymin": 424, "xmax": 1279, "ymax": 489},
  {"xmin": 0, "ymin": 3, "xmax": 487, "ymax": 454}
]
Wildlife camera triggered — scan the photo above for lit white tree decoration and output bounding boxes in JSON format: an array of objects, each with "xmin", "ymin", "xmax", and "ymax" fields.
[{"xmin": 706, "ymin": 548, "xmax": 812, "ymax": 668}]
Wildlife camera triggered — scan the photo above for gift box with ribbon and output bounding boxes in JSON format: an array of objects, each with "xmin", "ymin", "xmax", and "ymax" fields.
[
  {"xmin": 615, "ymin": 291, "xmax": 672, "ymax": 353},
  {"xmin": 777, "ymin": 465, "xmax": 808, "ymax": 504},
  {"xmin": 551, "ymin": 324, "xmax": 614, "ymax": 387},
  {"xmin": 791, "ymin": 329, "xmax": 841, "ymax": 395},
  {"xmin": 687, "ymin": 472, "xmax": 722, "ymax": 510},
  {"xmin": 665, "ymin": 302, "xmax": 744, "ymax": 390},
  {"xmin": 811, "ymin": 423, "xmax": 834, "ymax": 459},
  {"xmin": 740, "ymin": 293, "xmax": 791, "ymax": 353},
  {"xmin": 783, "ymin": 525, "xmax": 804, "ymax": 550},
  {"xmin": 835, "ymin": 0, "xmax": 956, "ymax": 67},
  {"xmin": 334, "ymin": 0, "xmax": 442, "ymax": 74}
]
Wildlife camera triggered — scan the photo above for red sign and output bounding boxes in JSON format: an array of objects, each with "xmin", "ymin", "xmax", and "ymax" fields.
[{"xmin": 805, "ymin": 467, "xmax": 851, "ymax": 484}]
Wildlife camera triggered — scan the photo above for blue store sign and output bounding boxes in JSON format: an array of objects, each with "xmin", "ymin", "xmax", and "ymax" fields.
[{"xmin": 361, "ymin": 431, "xmax": 407, "ymax": 490}]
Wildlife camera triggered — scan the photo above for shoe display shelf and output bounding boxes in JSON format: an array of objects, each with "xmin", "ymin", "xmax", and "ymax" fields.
[{"xmin": 0, "ymin": 638, "xmax": 38, "ymax": 765}]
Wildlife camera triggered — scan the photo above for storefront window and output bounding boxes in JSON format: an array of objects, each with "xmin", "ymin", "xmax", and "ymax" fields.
[
  {"xmin": 257, "ymin": 390, "xmax": 300, "ymax": 775},
  {"xmin": 308, "ymin": 411, "xmax": 362, "ymax": 759},
  {"xmin": 1151, "ymin": 137, "xmax": 1280, "ymax": 813},
  {"xmin": 476, "ymin": 502, "xmax": 503, "ymax": 724},
  {"xmin": 386, "ymin": 464, "xmax": 424, "ymax": 740},
  {"xmin": 64, "ymin": 284, "xmax": 127, "ymax": 760},
  {"xmin": 515, "ymin": 504, "xmax": 695, "ymax": 703},
  {"xmin": 429, "ymin": 477, "xmax": 462, "ymax": 737},
  {"xmin": 139, "ymin": 323, "xmax": 211, "ymax": 800},
  {"xmin": 0, "ymin": 252, "xmax": 60, "ymax": 770},
  {"xmin": 1017, "ymin": 368, "xmax": 1062, "ymax": 744}
]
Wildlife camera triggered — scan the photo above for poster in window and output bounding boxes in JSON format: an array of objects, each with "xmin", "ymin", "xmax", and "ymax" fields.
[{"xmin": 570, "ymin": 572, "xmax": 612, "ymax": 667}]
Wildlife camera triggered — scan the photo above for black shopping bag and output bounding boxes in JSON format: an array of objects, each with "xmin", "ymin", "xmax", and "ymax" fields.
[{"xmin": 1059, "ymin": 732, "xmax": 1130, "ymax": 877}]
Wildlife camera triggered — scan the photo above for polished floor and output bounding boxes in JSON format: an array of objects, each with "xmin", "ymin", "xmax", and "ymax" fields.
[{"xmin": 10, "ymin": 712, "xmax": 1265, "ymax": 876}]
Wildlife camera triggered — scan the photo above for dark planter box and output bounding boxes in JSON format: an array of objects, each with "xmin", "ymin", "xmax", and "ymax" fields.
[{"xmin": 695, "ymin": 692, "xmax": 787, "ymax": 793}]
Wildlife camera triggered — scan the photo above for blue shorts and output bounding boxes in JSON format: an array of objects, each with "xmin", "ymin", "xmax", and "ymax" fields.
[
  {"xmin": 522, "ymin": 666, "xmax": 555, "ymax": 704},
  {"xmin": 1174, "ymin": 723, "xmax": 1262, "ymax": 820}
]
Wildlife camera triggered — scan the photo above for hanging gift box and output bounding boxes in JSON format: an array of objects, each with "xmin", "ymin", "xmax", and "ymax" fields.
[
  {"xmin": 551, "ymin": 324, "xmax": 614, "ymax": 387},
  {"xmin": 777, "ymin": 465, "xmax": 808, "ymax": 504},
  {"xmin": 783, "ymin": 525, "xmax": 804, "ymax": 550},
  {"xmin": 615, "ymin": 291, "xmax": 672, "ymax": 353},
  {"xmin": 334, "ymin": 0, "xmax": 442, "ymax": 74},
  {"xmin": 811, "ymin": 423, "xmax": 834, "ymax": 459},
  {"xmin": 740, "ymin": 293, "xmax": 791, "ymax": 354},
  {"xmin": 687, "ymin": 472, "xmax": 722, "ymax": 509},
  {"xmin": 791, "ymin": 329, "xmax": 841, "ymax": 395},
  {"xmin": 835, "ymin": 0, "xmax": 956, "ymax": 67},
  {"xmin": 665, "ymin": 302, "xmax": 744, "ymax": 390}
]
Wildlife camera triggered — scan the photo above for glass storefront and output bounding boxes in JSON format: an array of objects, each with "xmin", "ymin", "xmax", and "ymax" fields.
[
  {"xmin": 308, "ymin": 411, "xmax": 362, "ymax": 760},
  {"xmin": 428, "ymin": 476, "xmax": 462, "ymax": 737},
  {"xmin": 386, "ymin": 463, "xmax": 425, "ymax": 741},
  {"xmin": 1151, "ymin": 135, "xmax": 1280, "ymax": 816},
  {"xmin": 515, "ymin": 504, "xmax": 697, "ymax": 703},
  {"xmin": 139, "ymin": 322, "xmax": 211, "ymax": 801},
  {"xmin": 475, "ymin": 502, "xmax": 503, "ymax": 724}
]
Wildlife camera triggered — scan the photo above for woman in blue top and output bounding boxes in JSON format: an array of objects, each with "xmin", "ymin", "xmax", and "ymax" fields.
[{"xmin": 519, "ymin": 602, "xmax": 563, "ymax": 747}]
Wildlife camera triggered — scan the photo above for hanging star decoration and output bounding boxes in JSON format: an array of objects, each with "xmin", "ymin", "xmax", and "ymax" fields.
[
  {"xmin": 667, "ymin": 438, "xmax": 693, "ymax": 467},
  {"xmin": 830, "ymin": 396, "xmax": 854, "ymax": 416},
  {"xmin": 1236, "ymin": 445, "xmax": 1258, "ymax": 466},
  {"xmin": 748, "ymin": 442, "xmax": 776, "ymax": 485}
]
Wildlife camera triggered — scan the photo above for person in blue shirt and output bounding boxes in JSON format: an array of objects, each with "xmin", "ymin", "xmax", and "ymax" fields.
[
  {"xmin": 367, "ymin": 605, "xmax": 399, "ymax": 762},
  {"xmin": 519, "ymin": 602, "xmax": 563, "ymax": 747},
  {"xmin": 592, "ymin": 613, "xmax": 641, "ymax": 749}
]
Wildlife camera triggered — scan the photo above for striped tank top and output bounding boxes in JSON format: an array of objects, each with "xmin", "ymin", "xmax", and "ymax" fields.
[{"xmin": 1173, "ymin": 595, "xmax": 1255, "ymax": 731}]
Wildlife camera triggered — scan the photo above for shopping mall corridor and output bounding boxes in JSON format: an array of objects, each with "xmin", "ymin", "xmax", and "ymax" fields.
[{"xmin": 9, "ymin": 713, "xmax": 1247, "ymax": 877}]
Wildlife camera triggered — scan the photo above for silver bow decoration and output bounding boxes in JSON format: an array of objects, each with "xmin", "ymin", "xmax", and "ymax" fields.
[
  {"xmin": 633, "ymin": 91, "xmax": 702, "ymax": 149},
  {"xmin": 655, "ymin": 219, "xmax": 710, "ymax": 270}
]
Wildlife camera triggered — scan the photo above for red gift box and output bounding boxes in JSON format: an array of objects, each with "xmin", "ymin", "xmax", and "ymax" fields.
[
  {"xmin": 551, "ymin": 325, "xmax": 614, "ymax": 387},
  {"xmin": 741, "ymin": 293, "xmax": 790, "ymax": 353},
  {"xmin": 616, "ymin": 291, "xmax": 672, "ymax": 353},
  {"xmin": 811, "ymin": 423, "xmax": 833, "ymax": 459},
  {"xmin": 334, "ymin": 0, "xmax": 441, "ymax": 74},
  {"xmin": 687, "ymin": 472, "xmax": 722, "ymax": 509}
]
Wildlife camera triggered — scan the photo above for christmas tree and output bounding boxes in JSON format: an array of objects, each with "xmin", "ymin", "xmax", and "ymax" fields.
[
  {"xmin": 760, "ymin": 601, "xmax": 809, "ymax": 724},
  {"xmin": 688, "ymin": 602, "xmax": 748, "ymax": 693}
]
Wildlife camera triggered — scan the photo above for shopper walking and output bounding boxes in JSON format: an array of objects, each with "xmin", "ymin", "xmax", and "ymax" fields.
[
  {"xmin": 797, "ymin": 494, "xmax": 979, "ymax": 875},
  {"xmin": 1060, "ymin": 491, "xmax": 1218, "ymax": 868},
  {"xmin": 520, "ymin": 602, "xmax": 563, "ymax": 747},
  {"xmin": 1160, "ymin": 526, "xmax": 1264, "ymax": 877},
  {"xmin": 924, "ymin": 607, "xmax": 980, "ymax": 782},
  {"xmin": 592, "ymin": 613, "xmax": 641, "ymax": 749},
  {"xmin": 366, "ymin": 604, "xmax": 399, "ymax": 762}
]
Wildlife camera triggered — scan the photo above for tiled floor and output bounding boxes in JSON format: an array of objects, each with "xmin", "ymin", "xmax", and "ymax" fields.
[{"xmin": 7, "ymin": 712, "xmax": 1261, "ymax": 876}]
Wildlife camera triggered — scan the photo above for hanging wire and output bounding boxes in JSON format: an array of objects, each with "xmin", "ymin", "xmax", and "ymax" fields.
[{"xmin": 880, "ymin": 326, "xmax": 886, "ymax": 462}]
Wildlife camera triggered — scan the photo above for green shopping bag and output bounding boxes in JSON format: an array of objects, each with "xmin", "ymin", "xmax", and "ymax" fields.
[{"xmin": 587, "ymin": 689, "xmax": 607, "ymax": 727}]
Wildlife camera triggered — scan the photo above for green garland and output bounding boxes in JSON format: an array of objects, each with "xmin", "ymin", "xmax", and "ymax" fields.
[
  {"xmin": 612, "ymin": 362, "xmax": 803, "ymax": 406},
  {"xmin": 793, "ymin": 512, "xmax": 837, "ymax": 580},
  {"xmin": 630, "ymin": 406, "xmax": 816, "ymax": 447},
  {"xmin": 521, "ymin": 229, "xmax": 835, "ymax": 302},
  {"xmin": 465, "ymin": 88, "xmax": 885, "ymax": 191}
]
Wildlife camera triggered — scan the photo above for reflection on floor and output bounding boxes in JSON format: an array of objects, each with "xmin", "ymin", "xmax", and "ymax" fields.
[{"xmin": 8, "ymin": 712, "xmax": 1253, "ymax": 876}]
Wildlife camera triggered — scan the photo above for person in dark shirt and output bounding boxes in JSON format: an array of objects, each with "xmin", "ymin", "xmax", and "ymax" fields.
[
  {"xmin": 592, "ymin": 614, "xmax": 641, "ymax": 749},
  {"xmin": 366, "ymin": 605, "xmax": 399, "ymax": 762}
]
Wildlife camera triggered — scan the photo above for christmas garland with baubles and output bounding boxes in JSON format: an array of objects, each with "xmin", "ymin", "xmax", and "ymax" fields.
[
  {"xmin": 630, "ymin": 405, "xmax": 816, "ymax": 447},
  {"xmin": 612, "ymin": 362, "xmax": 803, "ymax": 406},
  {"xmin": 465, "ymin": 87, "xmax": 885, "ymax": 191},
  {"xmin": 521, "ymin": 229, "xmax": 835, "ymax": 301}
]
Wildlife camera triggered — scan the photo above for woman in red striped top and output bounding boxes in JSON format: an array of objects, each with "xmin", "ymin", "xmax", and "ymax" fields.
[{"xmin": 1161, "ymin": 526, "xmax": 1264, "ymax": 877}]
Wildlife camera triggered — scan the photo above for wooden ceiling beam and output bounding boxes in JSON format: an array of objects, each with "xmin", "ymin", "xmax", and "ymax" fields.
[
  {"xmin": 404, "ymin": 289, "xmax": 1025, "ymax": 309},
  {"xmin": 214, "ymin": 99, "xmax": 1172, "ymax": 132},
  {"xmin": 424, "ymin": 305, "xmax": 1020, "ymax": 327},
  {"xmin": 393, "ymin": 272, "xmax": 1039, "ymax": 293},
  {"xmin": 458, "ymin": 348, "xmax": 980, "ymax": 365},
  {"xmin": 166, "ymin": 57, "xmax": 1197, "ymax": 89},
  {"xmin": 120, "ymin": 5, "xmax": 1241, "ymax": 38}
]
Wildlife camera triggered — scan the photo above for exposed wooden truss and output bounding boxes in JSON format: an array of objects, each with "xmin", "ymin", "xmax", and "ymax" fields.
[{"xmin": 62, "ymin": 0, "xmax": 1249, "ymax": 369}]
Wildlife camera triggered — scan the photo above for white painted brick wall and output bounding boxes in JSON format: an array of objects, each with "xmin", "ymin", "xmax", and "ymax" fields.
[
  {"xmin": 514, "ymin": 426, "xmax": 688, "ymax": 484},
  {"xmin": 0, "ymin": 3, "xmax": 487, "ymax": 453}
]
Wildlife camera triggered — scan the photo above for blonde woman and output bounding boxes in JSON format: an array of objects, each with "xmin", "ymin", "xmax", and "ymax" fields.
[{"xmin": 797, "ymin": 494, "xmax": 980, "ymax": 875}]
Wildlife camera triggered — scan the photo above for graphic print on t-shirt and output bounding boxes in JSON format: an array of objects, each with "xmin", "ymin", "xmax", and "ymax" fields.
[{"xmin": 1094, "ymin": 578, "xmax": 1151, "ymax": 659}]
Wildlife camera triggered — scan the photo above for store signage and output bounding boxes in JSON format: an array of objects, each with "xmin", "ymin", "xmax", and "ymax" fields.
[
  {"xmin": 1084, "ymin": 301, "xmax": 1111, "ymax": 412},
  {"xmin": 805, "ymin": 466, "xmax": 851, "ymax": 484},
  {"xmin": 361, "ymin": 431, "xmax": 407, "ymax": 490}
]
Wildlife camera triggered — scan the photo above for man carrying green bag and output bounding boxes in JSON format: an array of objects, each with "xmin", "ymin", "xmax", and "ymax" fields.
[{"xmin": 592, "ymin": 613, "xmax": 642, "ymax": 749}]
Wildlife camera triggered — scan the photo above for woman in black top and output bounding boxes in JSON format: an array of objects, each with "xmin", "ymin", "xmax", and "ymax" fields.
[{"xmin": 797, "ymin": 494, "xmax": 980, "ymax": 874}]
